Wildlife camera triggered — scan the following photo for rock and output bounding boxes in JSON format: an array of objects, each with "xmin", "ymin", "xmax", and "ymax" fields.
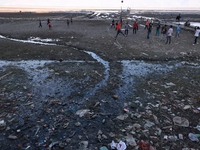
[
  {"xmin": 113, "ymin": 95, "xmax": 118, "ymax": 99},
  {"xmin": 173, "ymin": 116, "xmax": 189, "ymax": 127},
  {"xmin": 102, "ymin": 134, "xmax": 108, "ymax": 139},
  {"xmin": 79, "ymin": 141, "xmax": 89, "ymax": 149},
  {"xmin": 153, "ymin": 115, "xmax": 159, "ymax": 124},
  {"xmin": 49, "ymin": 141, "xmax": 59, "ymax": 148},
  {"xmin": 178, "ymin": 134, "xmax": 184, "ymax": 140},
  {"xmin": 94, "ymin": 102, "xmax": 100, "ymax": 107},
  {"xmin": 49, "ymin": 99, "xmax": 62, "ymax": 105},
  {"xmin": 116, "ymin": 114, "xmax": 128, "ymax": 120},
  {"xmin": 125, "ymin": 134, "xmax": 137, "ymax": 146},
  {"xmin": 76, "ymin": 109, "xmax": 90, "ymax": 117},
  {"xmin": 0, "ymin": 120, "xmax": 6, "ymax": 130},
  {"xmin": 8, "ymin": 135, "xmax": 17, "ymax": 140},
  {"xmin": 133, "ymin": 123, "xmax": 141, "ymax": 130},
  {"xmin": 109, "ymin": 132, "xmax": 116, "ymax": 138},
  {"xmin": 168, "ymin": 135, "xmax": 178, "ymax": 141},
  {"xmin": 144, "ymin": 120, "xmax": 155, "ymax": 129},
  {"xmin": 75, "ymin": 122, "xmax": 81, "ymax": 127},
  {"xmin": 183, "ymin": 105, "xmax": 191, "ymax": 110},
  {"xmin": 98, "ymin": 130, "xmax": 102, "ymax": 135}
]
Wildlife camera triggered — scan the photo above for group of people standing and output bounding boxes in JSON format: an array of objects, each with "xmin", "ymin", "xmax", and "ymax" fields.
[
  {"xmin": 112, "ymin": 19, "xmax": 139, "ymax": 40},
  {"xmin": 144, "ymin": 19, "xmax": 174, "ymax": 44},
  {"xmin": 38, "ymin": 17, "xmax": 73, "ymax": 29},
  {"xmin": 38, "ymin": 18, "xmax": 52, "ymax": 29},
  {"xmin": 112, "ymin": 18, "xmax": 200, "ymax": 45}
]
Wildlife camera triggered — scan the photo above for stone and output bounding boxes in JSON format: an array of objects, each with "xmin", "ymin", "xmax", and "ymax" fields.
[
  {"xmin": 125, "ymin": 134, "xmax": 137, "ymax": 146},
  {"xmin": 75, "ymin": 109, "xmax": 90, "ymax": 117},
  {"xmin": 183, "ymin": 105, "xmax": 191, "ymax": 110},
  {"xmin": 0, "ymin": 120, "xmax": 6, "ymax": 130},
  {"xmin": 173, "ymin": 116, "xmax": 189, "ymax": 127},
  {"xmin": 113, "ymin": 95, "xmax": 118, "ymax": 99},
  {"xmin": 144, "ymin": 120, "xmax": 155, "ymax": 129},
  {"xmin": 116, "ymin": 114, "xmax": 128, "ymax": 120},
  {"xmin": 8, "ymin": 135, "xmax": 17, "ymax": 140}
]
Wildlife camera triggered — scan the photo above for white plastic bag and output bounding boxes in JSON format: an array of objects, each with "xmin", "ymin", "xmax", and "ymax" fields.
[{"xmin": 110, "ymin": 140, "xmax": 127, "ymax": 150}]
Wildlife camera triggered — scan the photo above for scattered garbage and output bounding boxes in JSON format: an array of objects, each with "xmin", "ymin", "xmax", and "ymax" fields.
[
  {"xmin": 123, "ymin": 108, "xmax": 129, "ymax": 112},
  {"xmin": 188, "ymin": 133, "xmax": 200, "ymax": 142},
  {"xmin": 111, "ymin": 140, "xmax": 127, "ymax": 150}
]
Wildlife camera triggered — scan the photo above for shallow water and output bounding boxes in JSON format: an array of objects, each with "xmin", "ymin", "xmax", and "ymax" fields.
[
  {"xmin": 173, "ymin": 21, "xmax": 200, "ymax": 27},
  {"xmin": 1, "ymin": 35, "xmax": 200, "ymax": 101}
]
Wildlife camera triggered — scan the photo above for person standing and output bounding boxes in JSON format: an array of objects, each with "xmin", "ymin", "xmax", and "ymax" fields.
[
  {"xmin": 38, "ymin": 19, "xmax": 42, "ymax": 28},
  {"xmin": 147, "ymin": 23, "xmax": 152, "ymax": 39},
  {"xmin": 124, "ymin": 22, "xmax": 129, "ymax": 36},
  {"xmin": 166, "ymin": 25, "xmax": 173, "ymax": 44},
  {"xmin": 136, "ymin": 19, "xmax": 139, "ymax": 30},
  {"xmin": 144, "ymin": 20, "xmax": 149, "ymax": 30},
  {"xmin": 155, "ymin": 22, "xmax": 160, "ymax": 36},
  {"xmin": 67, "ymin": 19, "xmax": 70, "ymax": 27},
  {"xmin": 111, "ymin": 19, "xmax": 115, "ymax": 28},
  {"xmin": 161, "ymin": 25, "xmax": 167, "ymax": 41},
  {"xmin": 115, "ymin": 22, "xmax": 126, "ymax": 40},
  {"xmin": 133, "ymin": 21, "xmax": 138, "ymax": 34},
  {"xmin": 70, "ymin": 17, "xmax": 73, "ymax": 24},
  {"xmin": 193, "ymin": 27, "xmax": 200, "ymax": 45},
  {"xmin": 47, "ymin": 18, "xmax": 50, "ymax": 25},
  {"xmin": 48, "ymin": 22, "xmax": 51, "ymax": 29},
  {"xmin": 175, "ymin": 24, "xmax": 181, "ymax": 37}
]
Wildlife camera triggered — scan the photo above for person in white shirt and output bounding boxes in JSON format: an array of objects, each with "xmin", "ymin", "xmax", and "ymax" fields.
[
  {"xmin": 166, "ymin": 25, "xmax": 173, "ymax": 44},
  {"xmin": 193, "ymin": 27, "xmax": 200, "ymax": 45}
]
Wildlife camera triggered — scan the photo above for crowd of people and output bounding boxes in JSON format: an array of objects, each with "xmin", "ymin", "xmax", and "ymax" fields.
[
  {"xmin": 112, "ymin": 18, "xmax": 200, "ymax": 45},
  {"xmin": 37, "ymin": 17, "xmax": 200, "ymax": 46}
]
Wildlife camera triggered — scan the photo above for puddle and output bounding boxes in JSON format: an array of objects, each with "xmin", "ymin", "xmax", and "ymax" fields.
[
  {"xmin": 0, "ymin": 35, "xmax": 57, "ymax": 45},
  {"xmin": 0, "ymin": 35, "xmax": 111, "ymax": 99},
  {"xmin": 116, "ymin": 60, "xmax": 184, "ymax": 99}
]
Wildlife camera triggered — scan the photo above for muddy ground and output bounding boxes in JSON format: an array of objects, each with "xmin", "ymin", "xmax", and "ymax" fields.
[{"xmin": 0, "ymin": 12, "xmax": 200, "ymax": 150}]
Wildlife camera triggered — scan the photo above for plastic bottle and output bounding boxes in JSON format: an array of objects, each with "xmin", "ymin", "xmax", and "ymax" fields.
[{"xmin": 188, "ymin": 133, "xmax": 199, "ymax": 142}]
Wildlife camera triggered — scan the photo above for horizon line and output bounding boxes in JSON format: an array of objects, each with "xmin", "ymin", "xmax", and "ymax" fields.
[{"xmin": 0, "ymin": 6, "xmax": 200, "ymax": 13}]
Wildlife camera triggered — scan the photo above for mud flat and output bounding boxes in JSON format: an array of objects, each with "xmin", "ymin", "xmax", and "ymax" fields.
[{"xmin": 0, "ymin": 12, "xmax": 200, "ymax": 149}]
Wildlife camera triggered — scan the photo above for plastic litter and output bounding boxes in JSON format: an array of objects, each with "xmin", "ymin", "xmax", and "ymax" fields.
[
  {"xmin": 100, "ymin": 146, "xmax": 108, "ymax": 150},
  {"xmin": 188, "ymin": 133, "xmax": 200, "ymax": 142},
  {"xmin": 111, "ymin": 140, "xmax": 127, "ymax": 150},
  {"xmin": 194, "ymin": 125, "xmax": 200, "ymax": 131},
  {"xmin": 123, "ymin": 108, "xmax": 129, "ymax": 112}
]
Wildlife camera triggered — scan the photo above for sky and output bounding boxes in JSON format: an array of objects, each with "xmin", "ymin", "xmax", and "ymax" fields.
[{"xmin": 0, "ymin": 0, "xmax": 200, "ymax": 12}]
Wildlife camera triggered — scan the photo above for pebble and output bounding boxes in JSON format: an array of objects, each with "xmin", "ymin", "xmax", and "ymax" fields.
[{"xmin": 8, "ymin": 135, "xmax": 17, "ymax": 140}]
